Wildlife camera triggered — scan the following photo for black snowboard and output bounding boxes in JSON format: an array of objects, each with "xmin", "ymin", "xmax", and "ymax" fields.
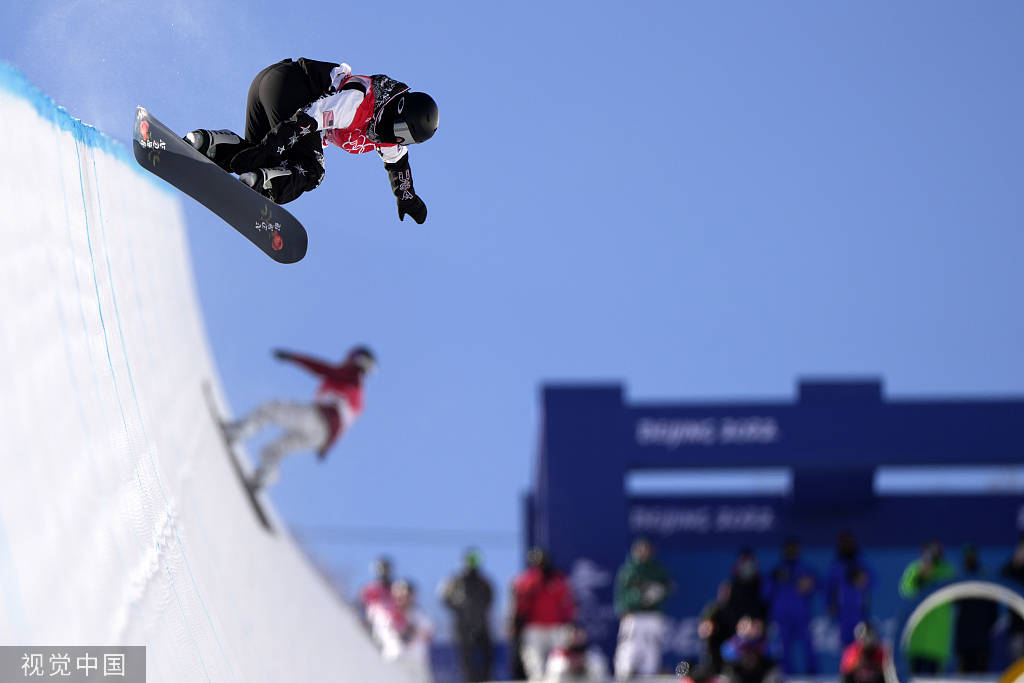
[
  {"xmin": 133, "ymin": 106, "xmax": 308, "ymax": 264},
  {"xmin": 201, "ymin": 382, "xmax": 274, "ymax": 533}
]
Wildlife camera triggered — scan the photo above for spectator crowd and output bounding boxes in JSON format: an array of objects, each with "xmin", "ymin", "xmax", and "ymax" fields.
[{"xmin": 351, "ymin": 533, "xmax": 1024, "ymax": 683}]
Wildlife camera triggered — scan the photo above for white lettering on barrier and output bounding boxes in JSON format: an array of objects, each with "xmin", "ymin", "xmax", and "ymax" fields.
[
  {"xmin": 630, "ymin": 506, "xmax": 713, "ymax": 534},
  {"xmin": 635, "ymin": 416, "xmax": 780, "ymax": 448},
  {"xmin": 629, "ymin": 505, "xmax": 775, "ymax": 535},
  {"xmin": 714, "ymin": 505, "xmax": 775, "ymax": 532},
  {"xmin": 635, "ymin": 419, "xmax": 715, "ymax": 447},
  {"xmin": 720, "ymin": 417, "xmax": 780, "ymax": 444}
]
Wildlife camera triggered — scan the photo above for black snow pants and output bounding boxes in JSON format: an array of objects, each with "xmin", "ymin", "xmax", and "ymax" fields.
[
  {"xmin": 244, "ymin": 58, "xmax": 335, "ymax": 142},
  {"xmin": 229, "ymin": 58, "xmax": 335, "ymax": 203},
  {"xmin": 197, "ymin": 59, "xmax": 336, "ymax": 204}
]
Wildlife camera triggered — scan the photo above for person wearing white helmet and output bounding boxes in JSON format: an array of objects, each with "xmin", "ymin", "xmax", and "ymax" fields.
[{"xmin": 222, "ymin": 345, "xmax": 376, "ymax": 490}]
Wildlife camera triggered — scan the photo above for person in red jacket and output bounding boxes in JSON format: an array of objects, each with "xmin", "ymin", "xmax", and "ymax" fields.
[
  {"xmin": 840, "ymin": 622, "xmax": 890, "ymax": 683},
  {"xmin": 512, "ymin": 548, "xmax": 577, "ymax": 680},
  {"xmin": 223, "ymin": 345, "xmax": 375, "ymax": 490},
  {"xmin": 359, "ymin": 556, "xmax": 395, "ymax": 615}
]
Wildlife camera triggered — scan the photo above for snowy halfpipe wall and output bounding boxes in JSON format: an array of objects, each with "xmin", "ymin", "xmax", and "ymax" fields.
[{"xmin": 0, "ymin": 64, "xmax": 405, "ymax": 682}]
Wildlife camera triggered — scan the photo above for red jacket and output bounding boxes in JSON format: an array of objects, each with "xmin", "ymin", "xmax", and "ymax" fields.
[
  {"xmin": 840, "ymin": 641, "xmax": 888, "ymax": 680},
  {"xmin": 359, "ymin": 579, "xmax": 392, "ymax": 610},
  {"xmin": 302, "ymin": 69, "xmax": 408, "ymax": 156},
  {"xmin": 513, "ymin": 568, "xmax": 576, "ymax": 626},
  {"xmin": 321, "ymin": 74, "xmax": 380, "ymax": 154},
  {"xmin": 282, "ymin": 351, "xmax": 365, "ymax": 455}
]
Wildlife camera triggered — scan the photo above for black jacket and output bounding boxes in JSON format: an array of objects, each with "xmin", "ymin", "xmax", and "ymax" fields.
[{"xmin": 443, "ymin": 569, "xmax": 494, "ymax": 636}]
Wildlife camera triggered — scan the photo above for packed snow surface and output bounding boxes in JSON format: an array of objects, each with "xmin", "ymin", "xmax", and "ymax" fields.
[{"xmin": 0, "ymin": 63, "xmax": 405, "ymax": 683}]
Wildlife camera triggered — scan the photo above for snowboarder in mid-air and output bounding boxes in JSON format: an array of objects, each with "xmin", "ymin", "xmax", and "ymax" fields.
[
  {"xmin": 222, "ymin": 345, "xmax": 376, "ymax": 490},
  {"xmin": 185, "ymin": 58, "xmax": 438, "ymax": 222}
]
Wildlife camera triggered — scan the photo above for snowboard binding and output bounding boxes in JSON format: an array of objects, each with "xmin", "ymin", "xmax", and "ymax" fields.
[{"xmin": 184, "ymin": 129, "xmax": 248, "ymax": 173}]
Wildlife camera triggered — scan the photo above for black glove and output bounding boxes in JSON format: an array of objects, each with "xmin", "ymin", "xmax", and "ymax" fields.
[
  {"xmin": 231, "ymin": 111, "xmax": 320, "ymax": 174},
  {"xmin": 385, "ymin": 154, "xmax": 427, "ymax": 224},
  {"xmin": 399, "ymin": 195, "xmax": 427, "ymax": 224},
  {"xmin": 272, "ymin": 349, "xmax": 292, "ymax": 361}
]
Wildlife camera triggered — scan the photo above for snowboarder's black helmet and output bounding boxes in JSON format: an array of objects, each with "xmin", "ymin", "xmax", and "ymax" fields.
[{"xmin": 387, "ymin": 91, "xmax": 438, "ymax": 145}]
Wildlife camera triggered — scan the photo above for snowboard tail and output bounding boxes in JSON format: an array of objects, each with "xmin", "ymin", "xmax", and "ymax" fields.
[{"xmin": 133, "ymin": 107, "xmax": 307, "ymax": 264}]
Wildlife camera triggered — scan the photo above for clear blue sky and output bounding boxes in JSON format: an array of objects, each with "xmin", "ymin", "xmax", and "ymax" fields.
[{"xmin": 5, "ymin": 0, "xmax": 1024, "ymax": 636}]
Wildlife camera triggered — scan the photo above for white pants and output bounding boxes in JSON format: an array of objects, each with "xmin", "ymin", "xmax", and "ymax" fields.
[
  {"xmin": 393, "ymin": 644, "xmax": 433, "ymax": 683},
  {"xmin": 521, "ymin": 624, "xmax": 572, "ymax": 681},
  {"xmin": 545, "ymin": 648, "xmax": 609, "ymax": 682},
  {"xmin": 229, "ymin": 400, "xmax": 329, "ymax": 488},
  {"xmin": 614, "ymin": 612, "xmax": 665, "ymax": 679}
]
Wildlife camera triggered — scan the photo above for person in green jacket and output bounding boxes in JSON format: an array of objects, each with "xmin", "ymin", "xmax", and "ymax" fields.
[
  {"xmin": 899, "ymin": 541, "xmax": 956, "ymax": 674},
  {"xmin": 613, "ymin": 537, "xmax": 675, "ymax": 678}
]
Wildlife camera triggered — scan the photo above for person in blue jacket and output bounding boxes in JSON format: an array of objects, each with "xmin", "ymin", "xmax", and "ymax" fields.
[
  {"xmin": 764, "ymin": 537, "xmax": 819, "ymax": 675},
  {"xmin": 826, "ymin": 531, "xmax": 875, "ymax": 648}
]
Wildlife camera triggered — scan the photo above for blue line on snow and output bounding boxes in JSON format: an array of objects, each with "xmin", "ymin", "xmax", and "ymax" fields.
[
  {"xmin": 73, "ymin": 137, "xmax": 212, "ymax": 683},
  {"xmin": 90, "ymin": 153, "xmax": 238, "ymax": 683},
  {"xmin": 3, "ymin": 56, "xmax": 243, "ymax": 683},
  {"xmin": 52, "ymin": 122, "xmax": 177, "ymax": 683},
  {"xmin": 0, "ymin": 60, "xmax": 174, "ymax": 193}
]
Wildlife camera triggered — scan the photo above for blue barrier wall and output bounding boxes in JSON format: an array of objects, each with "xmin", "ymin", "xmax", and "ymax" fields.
[{"xmin": 527, "ymin": 380, "xmax": 1024, "ymax": 673}]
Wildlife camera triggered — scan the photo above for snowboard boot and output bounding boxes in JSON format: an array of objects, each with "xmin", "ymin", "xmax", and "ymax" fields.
[
  {"xmin": 239, "ymin": 166, "xmax": 305, "ymax": 204},
  {"xmin": 184, "ymin": 129, "xmax": 249, "ymax": 173}
]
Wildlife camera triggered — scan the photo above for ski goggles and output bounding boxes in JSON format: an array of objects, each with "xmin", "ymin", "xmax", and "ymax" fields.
[
  {"xmin": 393, "ymin": 119, "xmax": 419, "ymax": 146},
  {"xmin": 388, "ymin": 90, "xmax": 421, "ymax": 145}
]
